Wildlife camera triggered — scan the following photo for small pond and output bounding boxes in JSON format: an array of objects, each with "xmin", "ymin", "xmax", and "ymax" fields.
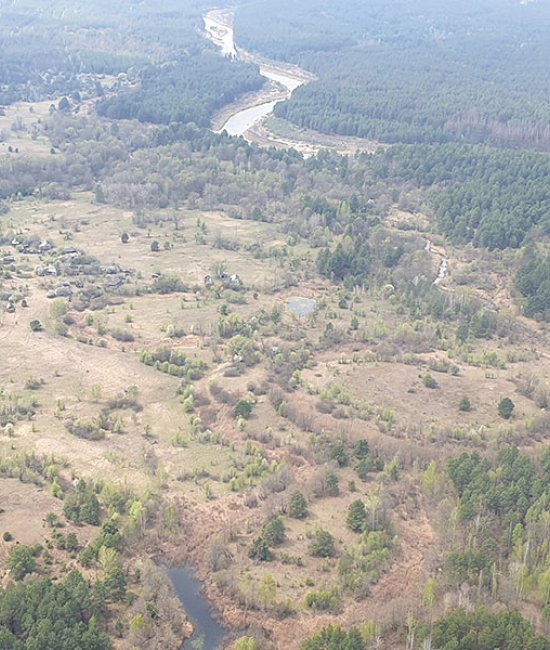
[
  {"xmin": 169, "ymin": 566, "xmax": 229, "ymax": 650},
  {"xmin": 285, "ymin": 296, "xmax": 317, "ymax": 318}
]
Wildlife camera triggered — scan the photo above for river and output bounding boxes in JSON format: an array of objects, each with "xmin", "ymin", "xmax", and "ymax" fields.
[
  {"xmin": 204, "ymin": 11, "xmax": 307, "ymax": 137},
  {"xmin": 169, "ymin": 566, "xmax": 229, "ymax": 650}
]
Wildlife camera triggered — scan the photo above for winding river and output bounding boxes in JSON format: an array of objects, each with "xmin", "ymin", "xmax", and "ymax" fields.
[
  {"xmin": 169, "ymin": 566, "xmax": 229, "ymax": 650},
  {"xmin": 204, "ymin": 12, "xmax": 307, "ymax": 137}
]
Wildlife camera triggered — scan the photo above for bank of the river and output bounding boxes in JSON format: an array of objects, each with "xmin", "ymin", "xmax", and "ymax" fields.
[
  {"xmin": 204, "ymin": 10, "xmax": 378, "ymax": 155},
  {"xmin": 204, "ymin": 11, "xmax": 313, "ymax": 138}
]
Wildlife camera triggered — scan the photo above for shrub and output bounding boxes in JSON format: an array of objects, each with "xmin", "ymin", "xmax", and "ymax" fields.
[
  {"xmin": 30, "ymin": 319, "xmax": 43, "ymax": 332},
  {"xmin": 423, "ymin": 373, "xmax": 438, "ymax": 389},
  {"xmin": 305, "ymin": 588, "xmax": 341, "ymax": 611}
]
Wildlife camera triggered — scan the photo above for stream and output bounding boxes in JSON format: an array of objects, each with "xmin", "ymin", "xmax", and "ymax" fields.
[
  {"xmin": 169, "ymin": 566, "xmax": 229, "ymax": 650},
  {"xmin": 204, "ymin": 12, "xmax": 307, "ymax": 137}
]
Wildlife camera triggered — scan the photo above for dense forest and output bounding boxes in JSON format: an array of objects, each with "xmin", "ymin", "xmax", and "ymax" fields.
[
  {"xmin": 236, "ymin": 0, "xmax": 550, "ymax": 149},
  {"xmin": 372, "ymin": 143, "xmax": 550, "ymax": 249},
  {"xmin": 0, "ymin": 571, "xmax": 112, "ymax": 650},
  {"xmin": 96, "ymin": 56, "xmax": 262, "ymax": 127}
]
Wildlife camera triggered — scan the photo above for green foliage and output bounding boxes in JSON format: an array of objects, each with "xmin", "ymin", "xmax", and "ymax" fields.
[
  {"xmin": 6, "ymin": 545, "xmax": 37, "ymax": 581},
  {"xmin": 289, "ymin": 490, "xmax": 308, "ymax": 519},
  {"xmin": 516, "ymin": 248, "xmax": 550, "ymax": 319},
  {"xmin": 447, "ymin": 448, "xmax": 542, "ymax": 526},
  {"xmin": 498, "ymin": 397, "xmax": 515, "ymax": 420},
  {"xmin": 355, "ymin": 455, "xmax": 384, "ymax": 482},
  {"xmin": 140, "ymin": 348, "xmax": 208, "ymax": 379},
  {"xmin": 97, "ymin": 54, "xmax": 262, "ymax": 127},
  {"xmin": 248, "ymin": 537, "xmax": 272, "ymax": 562},
  {"xmin": 64, "ymin": 479, "xmax": 101, "ymax": 526},
  {"xmin": 234, "ymin": 399, "xmax": 253, "ymax": 420},
  {"xmin": 261, "ymin": 517, "xmax": 286, "ymax": 547},
  {"xmin": 338, "ymin": 529, "xmax": 394, "ymax": 596},
  {"xmin": 300, "ymin": 624, "xmax": 365, "ymax": 650},
  {"xmin": 423, "ymin": 373, "xmax": 438, "ymax": 389},
  {"xmin": 309, "ymin": 528, "xmax": 336, "ymax": 558},
  {"xmin": 377, "ymin": 144, "xmax": 550, "ymax": 249},
  {"xmin": 458, "ymin": 396, "xmax": 471, "ymax": 412},
  {"xmin": 347, "ymin": 500, "xmax": 368, "ymax": 533},
  {"xmin": 326, "ymin": 471, "xmax": 340, "ymax": 496},
  {"xmin": 353, "ymin": 439, "xmax": 369, "ymax": 459},
  {"xmin": 317, "ymin": 239, "xmax": 371, "ymax": 284},
  {"xmin": 235, "ymin": 637, "xmax": 258, "ymax": 650},
  {"xmin": 304, "ymin": 587, "xmax": 341, "ymax": 612},
  {"xmin": 29, "ymin": 320, "xmax": 42, "ymax": 332},
  {"xmin": 431, "ymin": 607, "xmax": 550, "ymax": 650},
  {"xmin": 151, "ymin": 274, "xmax": 185, "ymax": 294},
  {"xmin": 0, "ymin": 571, "xmax": 111, "ymax": 649}
]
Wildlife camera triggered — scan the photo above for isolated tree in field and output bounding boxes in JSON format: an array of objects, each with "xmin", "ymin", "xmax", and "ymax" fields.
[
  {"xmin": 234, "ymin": 399, "xmax": 253, "ymax": 419},
  {"xmin": 249, "ymin": 536, "xmax": 272, "ymax": 562},
  {"xmin": 289, "ymin": 490, "xmax": 308, "ymax": 519},
  {"xmin": 259, "ymin": 574, "xmax": 277, "ymax": 610},
  {"xmin": 262, "ymin": 517, "xmax": 285, "ymax": 546},
  {"xmin": 354, "ymin": 439, "xmax": 369, "ymax": 459},
  {"xmin": 347, "ymin": 499, "xmax": 368, "ymax": 533},
  {"xmin": 7, "ymin": 544, "xmax": 36, "ymax": 580},
  {"xmin": 458, "ymin": 396, "xmax": 471, "ymax": 412},
  {"xmin": 150, "ymin": 240, "xmax": 160, "ymax": 252},
  {"xmin": 121, "ymin": 232, "xmax": 129, "ymax": 243},
  {"xmin": 498, "ymin": 397, "xmax": 515, "ymax": 419}
]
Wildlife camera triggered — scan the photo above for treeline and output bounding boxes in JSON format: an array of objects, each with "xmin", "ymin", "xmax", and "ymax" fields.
[
  {"xmin": 237, "ymin": 0, "xmax": 550, "ymax": 149},
  {"xmin": 374, "ymin": 143, "xmax": 550, "ymax": 249},
  {"xmin": 96, "ymin": 55, "xmax": 263, "ymax": 127},
  {"xmin": 34, "ymin": 115, "xmax": 385, "ymax": 222}
]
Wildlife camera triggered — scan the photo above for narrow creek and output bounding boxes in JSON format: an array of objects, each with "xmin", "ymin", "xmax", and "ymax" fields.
[
  {"xmin": 169, "ymin": 566, "xmax": 229, "ymax": 650},
  {"xmin": 204, "ymin": 11, "xmax": 308, "ymax": 137}
]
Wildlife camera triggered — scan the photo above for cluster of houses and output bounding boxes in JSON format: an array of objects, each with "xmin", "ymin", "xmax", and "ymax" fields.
[
  {"xmin": 0, "ymin": 237, "xmax": 133, "ymax": 314},
  {"xmin": 203, "ymin": 271, "xmax": 243, "ymax": 288}
]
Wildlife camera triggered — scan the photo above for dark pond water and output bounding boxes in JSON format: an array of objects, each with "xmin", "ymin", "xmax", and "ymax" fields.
[{"xmin": 168, "ymin": 566, "xmax": 229, "ymax": 650}]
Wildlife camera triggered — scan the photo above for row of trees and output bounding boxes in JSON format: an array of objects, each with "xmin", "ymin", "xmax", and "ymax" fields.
[{"xmin": 298, "ymin": 607, "xmax": 550, "ymax": 650}]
